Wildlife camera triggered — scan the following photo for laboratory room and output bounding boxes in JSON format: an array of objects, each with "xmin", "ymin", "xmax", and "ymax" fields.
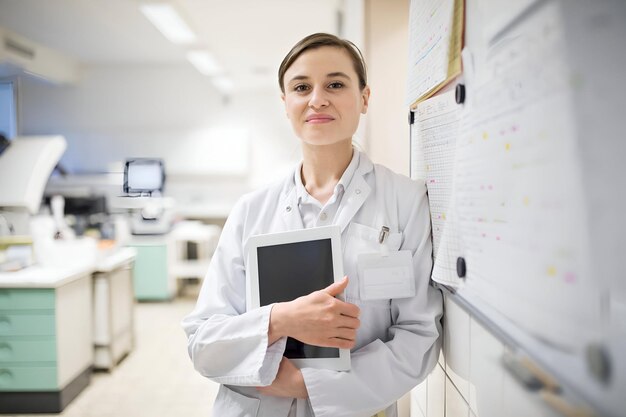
[{"xmin": 0, "ymin": 0, "xmax": 625, "ymax": 416}]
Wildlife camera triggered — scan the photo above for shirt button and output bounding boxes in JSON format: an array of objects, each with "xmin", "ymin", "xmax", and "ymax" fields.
[
  {"xmin": 320, "ymin": 212, "xmax": 328, "ymax": 221},
  {"xmin": 355, "ymin": 189, "xmax": 361, "ymax": 195},
  {"xmin": 286, "ymin": 206, "xmax": 292, "ymax": 212}
]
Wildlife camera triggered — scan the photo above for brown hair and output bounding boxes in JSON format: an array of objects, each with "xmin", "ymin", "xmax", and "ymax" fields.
[{"xmin": 278, "ymin": 33, "xmax": 367, "ymax": 93}]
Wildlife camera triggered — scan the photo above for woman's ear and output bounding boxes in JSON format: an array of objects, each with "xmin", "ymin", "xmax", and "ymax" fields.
[
  {"xmin": 361, "ymin": 86, "xmax": 371, "ymax": 114},
  {"xmin": 281, "ymin": 93, "xmax": 289, "ymax": 118}
]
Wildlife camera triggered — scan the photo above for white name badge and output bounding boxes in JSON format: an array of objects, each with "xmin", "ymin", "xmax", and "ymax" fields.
[{"xmin": 357, "ymin": 250, "xmax": 416, "ymax": 300}]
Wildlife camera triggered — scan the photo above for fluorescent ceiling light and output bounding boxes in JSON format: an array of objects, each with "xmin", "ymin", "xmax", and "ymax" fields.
[
  {"xmin": 212, "ymin": 76, "xmax": 234, "ymax": 94},
  {"xmin": 140, "ymin": 3, "xmax": 197, "ymax": 44},
  {"xmin": 187, "ymin": 51, "xmax": 222, "ymax": 76}
]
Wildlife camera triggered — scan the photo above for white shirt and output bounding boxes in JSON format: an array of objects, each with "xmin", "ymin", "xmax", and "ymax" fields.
[
  {"xmin": 295, "ymin": 149, "xmax": 359, "ymax": 228},
  {"xmin": 182, "ymin": 150, "xmax": 443, "ymax": 417}
]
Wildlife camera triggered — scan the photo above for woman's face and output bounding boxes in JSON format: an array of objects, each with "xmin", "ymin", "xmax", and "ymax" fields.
[{"xmin": 281, "ymin": 46, "xmax": 370, "ymax": 148}]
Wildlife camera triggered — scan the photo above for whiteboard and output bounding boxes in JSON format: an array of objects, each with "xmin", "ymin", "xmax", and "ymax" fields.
[{"xmin": 408, "ymin": 0, "xmax": 626, "ymax": 415}]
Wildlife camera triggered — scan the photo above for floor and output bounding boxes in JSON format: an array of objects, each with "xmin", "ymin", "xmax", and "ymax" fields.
[{"xmin": 11, "ymin": 292, "xmax": 219, "ymax": 417}]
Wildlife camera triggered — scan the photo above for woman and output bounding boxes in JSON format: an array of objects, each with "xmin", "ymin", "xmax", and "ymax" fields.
[{"xmin": 182, "ymin": 33, "xmax": 442, "ymax": 417}]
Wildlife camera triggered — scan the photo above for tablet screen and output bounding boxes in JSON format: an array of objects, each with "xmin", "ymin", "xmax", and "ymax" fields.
[{"xmin": 257, "ymin": 238, "xmax": 339, "ymax": 359}]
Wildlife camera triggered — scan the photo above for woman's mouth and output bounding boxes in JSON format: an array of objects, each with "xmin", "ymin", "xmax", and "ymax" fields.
[{"xmin": 306, "ymin": 114, "xmax": 335, "ymax": 124}]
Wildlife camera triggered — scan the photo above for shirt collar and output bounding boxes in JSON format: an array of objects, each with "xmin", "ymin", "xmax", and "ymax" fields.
[{"xmin": 294, "ymin": 148, "xmax": 360, "ymax": 204}]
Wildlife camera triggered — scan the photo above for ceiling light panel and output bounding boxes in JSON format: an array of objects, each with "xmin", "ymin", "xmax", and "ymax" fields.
[
  {"xmin": 212, "ymin": 76, "xmax": 234, "ymax": 94},
  {"xmin": 186, "ymin": 51, "xmax": 222, "ymax": 76},
  {"xmin": 140, "ymin": 3, "xmax": 197, "ymax": 44}
]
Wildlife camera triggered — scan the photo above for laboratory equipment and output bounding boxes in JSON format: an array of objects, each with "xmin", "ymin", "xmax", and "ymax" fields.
[
  {"xmin": 121, "ymin": 158, "xmax": 173, "ymax": 235},
  {"xmin": 44, "ymin": 194, "xmax": 111, "ymax": 238},
  {"xmin": 0, "ymin": 135, "xmax": 67, "ymax": 235},
  {"xmin": 123, "ymin": 158, "xmax": 165, "ymax": 196}
]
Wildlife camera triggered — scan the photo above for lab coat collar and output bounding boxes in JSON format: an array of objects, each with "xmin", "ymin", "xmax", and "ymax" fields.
[
  {"xmin": 333, "ymin": 151, "xmax": 372, "ymax": 233},
  {"xmin": 279, "ymin": 185, "xmax": 305, "ymax": 231}
]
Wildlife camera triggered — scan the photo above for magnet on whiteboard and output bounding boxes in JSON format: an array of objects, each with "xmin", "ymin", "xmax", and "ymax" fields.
[
  {"xmin": 586, "ymin": 343, "xmax": 611, "ymax": 384},
  {"xmin": 455, "ymin": 84, "xmax": 466, "ymax": 104},
  {"xmin": 456, "ymin": 257, "xmax": 466, "ymax": 278}
]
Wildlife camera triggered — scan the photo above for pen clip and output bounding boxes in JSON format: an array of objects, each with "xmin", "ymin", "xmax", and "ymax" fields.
[
  {"xmin": 378, "ymin": 226, "xmax": 390, "ymax": 245},
  {"xmin": 378, "ymin": 226, "xmax": 390, "ymax": 257}
]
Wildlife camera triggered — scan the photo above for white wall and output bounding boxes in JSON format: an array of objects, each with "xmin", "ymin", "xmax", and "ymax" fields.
[{"xmin": 364, "ymin": 0, "xmax": 410, "ymax": 176}]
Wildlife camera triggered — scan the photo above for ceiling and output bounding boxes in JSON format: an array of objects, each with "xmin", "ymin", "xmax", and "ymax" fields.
[{"xmin": 0, "ymin": 0, "xmax": 342, "ymax": 91}]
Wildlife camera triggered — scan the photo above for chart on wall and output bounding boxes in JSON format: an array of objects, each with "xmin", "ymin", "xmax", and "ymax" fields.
[
  {"xmin": 409, "ymin": 0, "xmax": 623, "ymax": 352},
  {"xmin": 409, "ymin": 0, "xmax": 626, "ymax": 414},
  {"xmin": 406, "ymin": 0, "xmax": 464, "ymax": 106}
]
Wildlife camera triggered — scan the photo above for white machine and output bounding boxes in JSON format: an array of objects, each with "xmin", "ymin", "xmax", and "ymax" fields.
[
  {"xmin": 126, "ymin": 196, "xmax": 175, "ymax": 235},
  {"xmin": 120, "ymin": 158, "xmax": 174, "ymax": 235},
  {"xmin": 0, "ymin": 135, "xmax": 67, "ymax": 235},
  {"xmin": 0, "ymin": 136, "xmax": 70, "ymax": 270}
]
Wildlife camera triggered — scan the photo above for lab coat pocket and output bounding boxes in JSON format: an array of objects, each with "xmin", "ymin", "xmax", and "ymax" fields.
[
  {"xmin": 213, "ymin": 384, "xmax": 260, "ymax": 417},
  {"xmin": 343, "ymin": 222, "xmax": 402, "ymax": 301}
]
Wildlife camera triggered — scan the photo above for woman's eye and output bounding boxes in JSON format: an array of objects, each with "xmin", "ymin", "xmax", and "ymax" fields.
[
  {"xmin": 328, "ymin": 82, "xmax": 344, "ymax": 89},
  {"xmin": 294, "ymin": 84, "xmax": 310, "ymax": 92}
]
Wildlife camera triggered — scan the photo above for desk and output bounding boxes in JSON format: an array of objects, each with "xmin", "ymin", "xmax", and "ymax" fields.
[
  {"xmin": 0, "ymin": 265, "xmax": 94, "ymax": 413},
  {"xmin": 93, "ymin": 247, "xmax": 136, "ymax": 370}
]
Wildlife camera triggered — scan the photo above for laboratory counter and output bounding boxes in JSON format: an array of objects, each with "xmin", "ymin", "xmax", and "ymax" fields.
[{"xmin": 0, "ymin": 247, "xmax": 136, "ymax": 413}]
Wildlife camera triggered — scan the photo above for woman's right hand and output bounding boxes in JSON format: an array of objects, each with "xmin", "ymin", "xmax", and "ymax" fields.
[{"xmin": 268, "ymin": 276, "xmax": 361, "ymax": 349}]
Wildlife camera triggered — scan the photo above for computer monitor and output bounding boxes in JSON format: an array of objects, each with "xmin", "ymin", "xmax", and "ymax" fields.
[{"xmin": 123, "ymin": 158, "xmax": 165, "ymax": 195}]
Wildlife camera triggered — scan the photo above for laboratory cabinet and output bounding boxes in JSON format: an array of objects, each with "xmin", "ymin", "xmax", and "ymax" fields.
[
  {"xmin": 0, "ymin": 267, "xmax": 93, "ymax": 413},
  {"xmin": 128, "ymin": 236, "xmax": 175, "ymax": 301},
  {"xmin": 93, "ymin": 247, "xmax": 136, "ymax": 370}
]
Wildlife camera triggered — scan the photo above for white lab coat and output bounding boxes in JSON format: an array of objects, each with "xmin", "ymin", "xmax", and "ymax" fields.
[{"xmin": 182, "ymin": 151, "xmax": 442, "ymax": 417}]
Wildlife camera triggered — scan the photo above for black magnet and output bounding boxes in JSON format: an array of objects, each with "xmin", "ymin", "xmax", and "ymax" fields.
[
  {"xmin": 587, "ymin": 344, "xmax": 612, "ymax": 384},
  {"xmin": 456, "ymin": 256, "xmax": 466, "ymax": 278},
  {"xmin": 455, "ymin": 84, "xmax": 466, "ymax": 104}
]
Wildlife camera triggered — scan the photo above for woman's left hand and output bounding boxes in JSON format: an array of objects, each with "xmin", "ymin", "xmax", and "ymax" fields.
[{"xmin": 256, "ymin": 357, "xmax": 308, "ymax": 399}]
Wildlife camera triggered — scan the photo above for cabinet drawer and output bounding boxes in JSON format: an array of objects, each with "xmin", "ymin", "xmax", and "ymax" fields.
[
  {"xmin": 0, "ymin": 314, "xmax": 56, "ymax": 337},
  {"xmin": 0, "ymin": 338, "xmax": 57, "ymax": 363},
  {"xmin": 0, "ymin": 366, "xmax": 57, "ymax": 391},
  {"xmin": 0, "ymin": 289, "xmax": 55, "ymax": 310}
]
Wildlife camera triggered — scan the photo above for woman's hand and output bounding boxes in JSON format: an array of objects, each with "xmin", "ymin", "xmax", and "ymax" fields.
[
  {"xmin": 268, "ymin": 276, "xmax": 361, "ymax": 348},
  {"xmin": 256, "ymin": 357, "xmax": 308, "ymax": 399}
]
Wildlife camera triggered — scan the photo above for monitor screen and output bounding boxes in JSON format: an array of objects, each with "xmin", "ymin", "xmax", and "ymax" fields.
[
  {"xmin": 123, "ymin": 159, "xmax": 165, "ymax": 194},
  {"xmin": 257, "ymin": 238, "xmax": 339, "ymax": 359}
]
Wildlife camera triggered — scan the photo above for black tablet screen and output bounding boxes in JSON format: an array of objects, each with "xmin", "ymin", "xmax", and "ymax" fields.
[{"xmin": 257, "ymin": 238, "xmax": 339, "ymax": 359}]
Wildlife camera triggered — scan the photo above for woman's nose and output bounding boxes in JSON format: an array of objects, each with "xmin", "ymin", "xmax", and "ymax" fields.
[{"xmin": 308, "ymin": 87, "xmax": 329, "ymax": 109}]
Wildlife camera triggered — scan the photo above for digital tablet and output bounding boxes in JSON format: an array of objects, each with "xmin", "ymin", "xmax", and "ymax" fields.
[{"xmin": 246, "ymin": 225, "xmax": 350, "ymax": 371}]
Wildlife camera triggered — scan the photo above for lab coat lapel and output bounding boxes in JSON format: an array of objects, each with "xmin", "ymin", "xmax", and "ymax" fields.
[
  {"xmin": 334, "ymin": 157, "xmax": 373, "ymax": 234},
  {"xmin": 279, "ymin": 185, "xmax": 304, "ymax": 231}
]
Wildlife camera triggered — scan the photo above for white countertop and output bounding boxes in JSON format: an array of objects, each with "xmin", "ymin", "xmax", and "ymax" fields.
[
  {"xmin": 0, "ymin": 264, "xmax": 94, "ymax": 288},
  {"xmin": 0, "ymin": 247, "xmax": 138, "ymax": 287},
  {"xmin": 95, "ymin": 247, "xmax": 137, "ymax": 273}
]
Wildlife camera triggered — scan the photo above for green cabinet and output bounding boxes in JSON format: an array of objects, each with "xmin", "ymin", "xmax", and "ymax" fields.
[
  {"xmin": 0, "ymin": 275, "xmax": 93, "ymax": 413},
  {"xmin": 129, "ymin": 244, "xmax": 173, "ymax": 301},
  {"xmin": 0, "ymin": 339, "xmax": 57, "ymax": 362},
  {"xmin": 0, "ymin": 366, "xmax": 57, "ymax": 390},
  {"xmin": 0, "ymin": 289, "xmax": 55, "ymax": 309},
  {"xmin": 0, "ymin": 289, "xmax": 57, "ymax": 391}
]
